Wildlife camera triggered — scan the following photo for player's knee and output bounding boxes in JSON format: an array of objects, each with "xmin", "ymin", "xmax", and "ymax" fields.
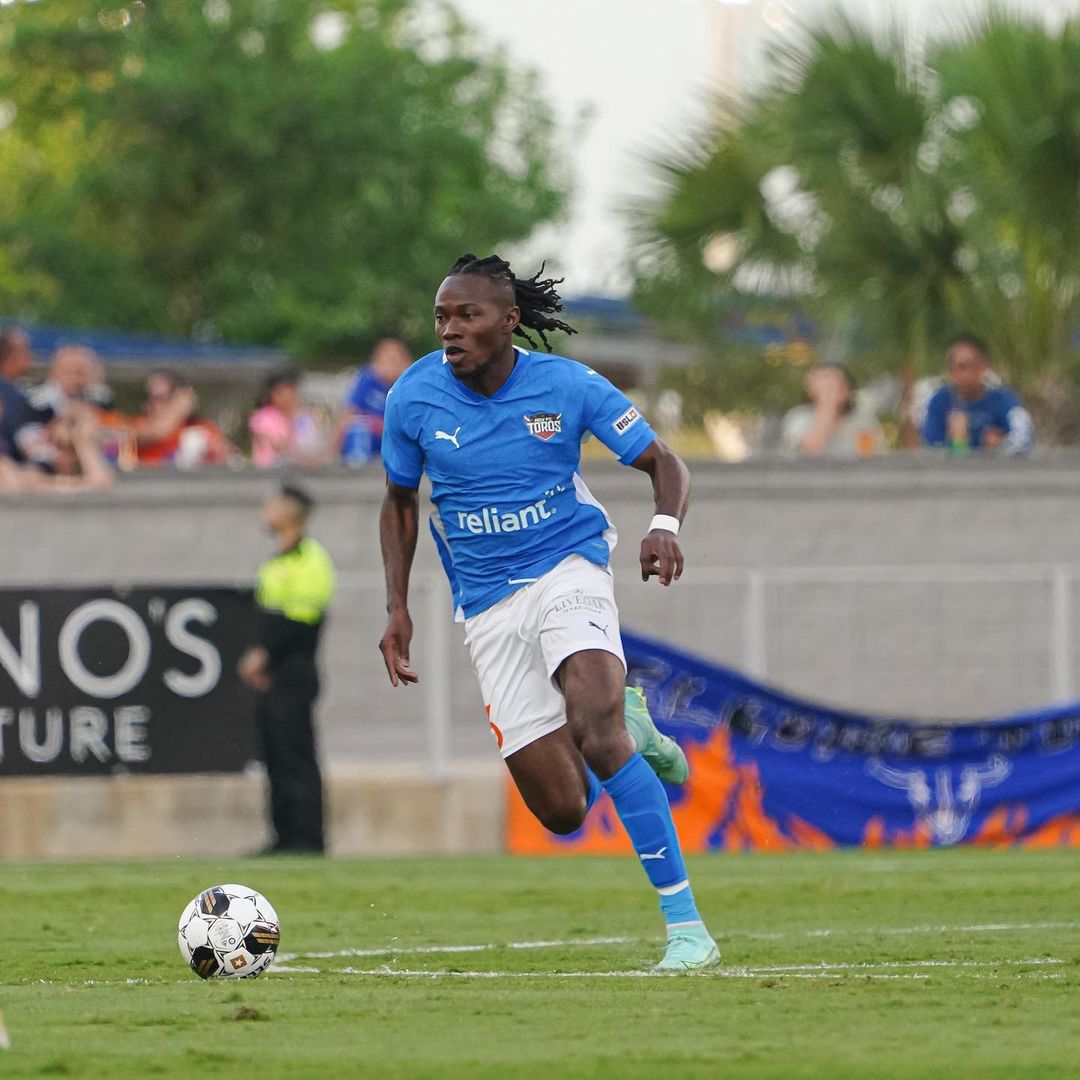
[
  {"xmin": 566, "ymin": 687, "xmax": 623, "ymax": 736},
  {"xmin": 578, "ymin": 726, "xmax": 633, "ymax": 779},
  {"xmin": 538, "ymin": 794, "xmax": 588, "ymax": 836}
]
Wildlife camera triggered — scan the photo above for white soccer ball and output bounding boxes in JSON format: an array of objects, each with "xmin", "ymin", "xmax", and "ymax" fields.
[{"xmin": 178, "ymin": 883, "xmax": 280, "ymax": 979}]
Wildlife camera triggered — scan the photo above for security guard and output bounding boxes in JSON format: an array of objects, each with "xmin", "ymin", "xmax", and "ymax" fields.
[{"xmin": 239, "ymin": 484, "xmax": 336, "ymax": 854}]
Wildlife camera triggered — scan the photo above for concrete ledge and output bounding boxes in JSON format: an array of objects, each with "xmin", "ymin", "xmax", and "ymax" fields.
[{"xmin": 0, "ymin": 762, "xmax": 504, "ymax": 859}]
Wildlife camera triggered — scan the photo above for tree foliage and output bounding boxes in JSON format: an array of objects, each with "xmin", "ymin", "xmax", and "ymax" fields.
[
  {"xmin": 0, "ymin": 0, "xmax": 568, "ymax": 358},
  {"xmin": 633, "ymin": 11, "xmax": 1080, "ymax": 433}
]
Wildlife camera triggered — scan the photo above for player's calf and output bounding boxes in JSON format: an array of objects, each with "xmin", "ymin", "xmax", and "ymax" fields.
[{"xmin": 504, "ymin": 729, "xmax": 599, "ymax": 835}]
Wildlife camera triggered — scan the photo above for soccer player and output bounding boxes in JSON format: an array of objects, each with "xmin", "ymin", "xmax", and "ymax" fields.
[{"xmin": 378, "ymin": 254, "xmax": 719, "ymax": 971}]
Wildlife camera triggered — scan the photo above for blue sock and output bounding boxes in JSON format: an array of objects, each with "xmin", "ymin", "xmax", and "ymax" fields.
[
  {"xmin": 601, "ymin": 753, "xmax": 702, "ymax": 929},
  {"xmin": 585, "ymin": 766, "xmax": 603, "ymax": 814}
]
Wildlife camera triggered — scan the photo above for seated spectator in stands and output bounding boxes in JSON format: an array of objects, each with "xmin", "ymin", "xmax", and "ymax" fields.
[
  {"xmin": 134, "ymin": 370, "xmax": 232, "ymax": 468},
  {"xmin": 922, "ymin": 335, "xmax": 1034, "ymax": 454},
  {"xmin": 25, "ymin": 345, "xmax": 95, "ymax": 423},
  {"xmin": 334, "ymin": 338, "xmax": 412, "ymax": 465},
  {"xmin": 0, "ymin": 326, "xmax": 34, "ymax": 461},
  {"xmin": 17, "ymin": 345, "xmax": 99, "ymax": 467},
  {"xmin": 0, "ymin": 400, "xmax": 113, "ymax": 493},
  {"xmin": 84, "ymin": 352, "xmax": 116, "ymax": 412},
  {"xmin": 781, "ymin": 364, "xmax": 886, "ymax": 458},
  {"xmin": 249, "ymin": 369, "xmax": 326, "ymax": 468}
]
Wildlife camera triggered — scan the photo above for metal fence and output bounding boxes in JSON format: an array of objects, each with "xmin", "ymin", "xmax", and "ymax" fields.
[{"xmin": 323, "ymin": 564, "xmax": 1080, "ymax": 775}]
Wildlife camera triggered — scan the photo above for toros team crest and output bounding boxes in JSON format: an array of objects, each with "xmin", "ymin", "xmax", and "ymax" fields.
[{"xmin": 523, "ymin": 412, "xmax": 562, "ymax": 441}]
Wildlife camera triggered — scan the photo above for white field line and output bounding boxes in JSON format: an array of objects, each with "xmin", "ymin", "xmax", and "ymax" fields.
[
  {"xmin": 738, "ymin": 957, "xmax": 1063, "ymax": 972},
  {"xmin": 269, "ymin": 964, "xmax": 1068, "ymax": 982},
  {"xmin": 270, "ymin": 953, "xmax": 1070, "ymax": 981},
  {"xmin": 276, "ymin": 935, "xmax": 633, "ymax": 963},
  {"xmin": 277, "ymin": 920, "xmax": 1080, "ymax": 963},
  {"xmin": 12, "ymin": 926, "xmax": 1078, "ymax": 989},
  {"xmin": 18, "ymin": 966, "xmax": 1065, "ymax": 987},
  {"xmin": 316, "ymin": 968, "xmax": 937, "ymax": 981}
]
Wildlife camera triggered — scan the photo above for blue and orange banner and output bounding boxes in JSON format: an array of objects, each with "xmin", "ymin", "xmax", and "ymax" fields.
[{"xmin": 507, "ymin": 630, "xmax": 1080, "ymax": 853}]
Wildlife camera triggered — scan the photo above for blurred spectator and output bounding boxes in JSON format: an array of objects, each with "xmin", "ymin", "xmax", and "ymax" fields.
[
  {"xmin": 249, "ymin": 369, "xmax": 326, "ymax": 469},
  {"xmin": 0, "ymin": 325, "xmax": 33, "ymax": 384},
  {"xmin": 654, "ymin": 389, "xmax": 683, "ymax": 438},
  {"xmin": 25, "ymin": 345, "xmax": 94, "ymax": 423},
  {"xmin": 0, "ymin": 326, "xmax": 34, "ymax": 460},
  {"xmin": 0, "ymin": 400, "xmax": 113, "ymax": 493},
  {"xmin": 922, "ymin": 336, "xmax": 1034, "ymax": 454},
  {"xmin": 17, "ymin": 345, "xmax": 100, "ymax": 467},
  {"xmin": 334, "ymin": 338, "xmax": 412, "ymax": 465},
  {"xmin": 83, "ymin": 352, "xmax": 116, "ymax": 412},
  {"xmin": 781, "ymin": 364, "xmax": 886, "ymax": 458},
  {"xmin": 133, "ymin": 370, "xmax": 232, "ymax": 468}
]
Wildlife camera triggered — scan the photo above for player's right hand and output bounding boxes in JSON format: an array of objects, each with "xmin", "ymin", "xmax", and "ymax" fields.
[{"xmin": 379, "ymin": 609, "xmax": 419, "ymax": 687}]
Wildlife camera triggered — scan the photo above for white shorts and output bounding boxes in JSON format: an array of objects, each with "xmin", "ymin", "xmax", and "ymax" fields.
[{"xmin": 463, "ymin": 555, "xmax": 626, "ymax": 759}]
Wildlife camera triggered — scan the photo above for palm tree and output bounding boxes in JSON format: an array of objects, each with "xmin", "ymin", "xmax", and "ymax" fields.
[
  {"xmin": 633, "ymin": 11, "xmax": 1080, "ymax": 441},
  {"xmin": 932, "ymin": 12, "xmax": 1080, "ymax": 433}
]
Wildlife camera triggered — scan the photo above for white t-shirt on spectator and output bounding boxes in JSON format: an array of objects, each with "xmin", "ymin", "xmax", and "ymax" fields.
[{"xmin": 781, "ymin": 403, "xmax": 886, "ymax": 458}]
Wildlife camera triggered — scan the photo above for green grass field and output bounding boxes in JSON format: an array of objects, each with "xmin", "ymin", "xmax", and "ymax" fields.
[{"xmin": 3, "ymin": 850, "xmax": 1080, "ymax": 1078}]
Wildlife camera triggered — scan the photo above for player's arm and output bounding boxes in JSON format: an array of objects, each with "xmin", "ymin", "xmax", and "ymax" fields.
[
  {"xmin": 578, "ymin": 365, "xmax": 689, "ymax": 587},
  {"xmin": 378, "ymin": 383, "xmax": 425, "ymax": 686},
  {"xmin": 629, "ymin": 439, "xmax": 690, "ymax": 587},
  {"xmin": 379, "ymin": 480, "xmax": 420, "ymax": 686}
]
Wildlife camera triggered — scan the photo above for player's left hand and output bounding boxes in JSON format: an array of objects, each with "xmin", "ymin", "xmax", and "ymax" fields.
[{"xmin": 640, "ymin": 529, "xmax": 684, "ymax": 586}]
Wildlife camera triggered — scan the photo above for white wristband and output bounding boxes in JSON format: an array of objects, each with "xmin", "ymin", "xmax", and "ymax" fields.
[{"xmin": 649, "ymin": 514, "xmax": 680, "ymax": 536}]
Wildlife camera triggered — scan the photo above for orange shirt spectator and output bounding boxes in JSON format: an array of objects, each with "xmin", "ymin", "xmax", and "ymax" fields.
[{"xmin": 133, "ymin": 371, "xmax": 232, "ymax": 468}]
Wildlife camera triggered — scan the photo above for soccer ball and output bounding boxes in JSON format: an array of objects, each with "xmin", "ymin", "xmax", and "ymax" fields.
[{"xmin": 177, "ymin": 883, "xmax": 280, "ymax": 979}]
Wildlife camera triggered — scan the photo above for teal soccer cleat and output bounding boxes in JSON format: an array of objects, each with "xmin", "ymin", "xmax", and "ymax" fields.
[
  {"xmin": 655, "ymin": 923, "xmax": 721, "ymax": 972},
  {"xmin": 623, "ymin": 686, "xmax": 689, "ymax": 786}
]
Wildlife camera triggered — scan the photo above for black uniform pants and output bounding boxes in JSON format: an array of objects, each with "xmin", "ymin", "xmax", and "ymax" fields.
[{"xmin": 256, "ymin": 672, "xmax": 324, "ymax": 852}]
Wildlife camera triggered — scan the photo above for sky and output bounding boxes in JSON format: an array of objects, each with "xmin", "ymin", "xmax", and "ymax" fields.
[{"xmin": 448, "ymin": 0, "xmax": 1080, "ymax": 296}]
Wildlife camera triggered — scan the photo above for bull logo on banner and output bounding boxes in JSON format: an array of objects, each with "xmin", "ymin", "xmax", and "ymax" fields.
[{"xmin": 866, "ymin": 755, "xmax": 1012, "ymax": 845}]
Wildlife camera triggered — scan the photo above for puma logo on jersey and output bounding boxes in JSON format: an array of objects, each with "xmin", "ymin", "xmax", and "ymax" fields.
[{"xmin": 435, "ymin": 426, "xmax": 461, "ymax": 449}]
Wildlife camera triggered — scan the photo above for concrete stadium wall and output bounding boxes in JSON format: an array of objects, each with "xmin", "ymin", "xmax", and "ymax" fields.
[
  {"xmin": 4, "ymin": 455, "xmax": 1080, "ymax": 858},
  {"xmin": 4, "ymin": 456, "xmax": 1080, "ymax": 751},
  {"xmin": 0, "ymin": 764, "xmax": 504, "ymax": 859}
]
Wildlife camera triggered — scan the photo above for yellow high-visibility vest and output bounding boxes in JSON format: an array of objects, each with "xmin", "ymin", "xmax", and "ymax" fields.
[{"xmin": 255, "ymin": 537, "xmax": 336, "ymax": 625}]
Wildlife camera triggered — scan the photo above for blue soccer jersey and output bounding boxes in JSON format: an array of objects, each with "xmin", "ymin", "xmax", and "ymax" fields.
[{"xmin": 382, "ymin": 346, "xmax": 657, "ymax": 619}]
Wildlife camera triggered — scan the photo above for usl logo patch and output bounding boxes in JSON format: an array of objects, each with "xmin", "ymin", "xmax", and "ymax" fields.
[
  {"xmin": 612, "ymin": 406, "xmax": 641, "ymax": 436},
  {"xmin": 523, "ymin": 412, "xmax": 562, "ymax": 441}
]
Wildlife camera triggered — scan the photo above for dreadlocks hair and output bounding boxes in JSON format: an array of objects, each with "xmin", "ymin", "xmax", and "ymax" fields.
[{"xmin": 447, "ymin": 253, "xmax": 577, "ymax": 352}]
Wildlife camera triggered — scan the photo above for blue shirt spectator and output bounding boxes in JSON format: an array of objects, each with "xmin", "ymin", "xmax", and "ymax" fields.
[
  {"xmin": 335, "ymin": 338, "xmax": 412, "ymax": 465},
  {"xmin": 922, "ymin": 335, "xmax": 1034, "ymax": 454},
  {"xmin": 0, "ymin": 326, "xmax": 34, "ymax": 461},
  {"xmin": 0, "ymin": 379, "xmax": 28, "ymax": 457}
]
